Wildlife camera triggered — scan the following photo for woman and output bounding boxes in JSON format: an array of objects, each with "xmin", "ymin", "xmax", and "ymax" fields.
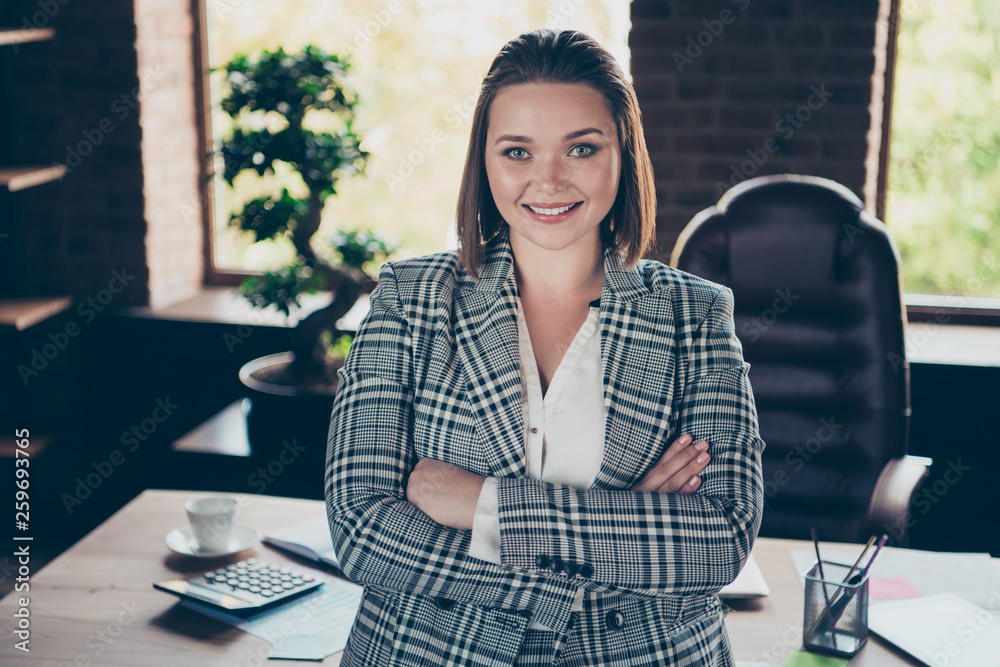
[{"xmin": 326, "ymin": 29, "xmax": 764, "ymax": 666}]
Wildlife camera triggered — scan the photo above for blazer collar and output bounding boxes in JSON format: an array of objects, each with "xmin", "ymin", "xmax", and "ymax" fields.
[{"xmin": 465, "ymin": 227, "xmax": 656, "ymax": 304}]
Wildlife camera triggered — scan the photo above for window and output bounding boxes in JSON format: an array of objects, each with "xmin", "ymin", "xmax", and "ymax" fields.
[
  {"xmin": 199, "ymin": 0, "xmax": 630, "ymax": 278},
  {"xmin": 886, "ymin": 0, "xmax": 1000, "ymax": 303}
]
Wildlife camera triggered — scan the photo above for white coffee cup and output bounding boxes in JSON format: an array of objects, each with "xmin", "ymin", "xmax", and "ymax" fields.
[{"xmin": 185, "ymin": 497, "xmax": 239, "ymax": 553}]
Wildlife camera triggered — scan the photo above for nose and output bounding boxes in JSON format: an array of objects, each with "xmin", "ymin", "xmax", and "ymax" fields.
[{"xmin": 535, "ymin": 154, "xmax": 567, "ymax": 193}]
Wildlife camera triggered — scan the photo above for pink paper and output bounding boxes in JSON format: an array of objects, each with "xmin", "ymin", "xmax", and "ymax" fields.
[{"xmin": 869, "ymin": 576, "xmax": 922, "ymax": 600}]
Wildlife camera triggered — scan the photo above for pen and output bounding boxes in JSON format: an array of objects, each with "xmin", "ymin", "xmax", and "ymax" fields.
[
  {"xmin": 810, "ymin": 527, "xmax": 839, "ymax": 643},
  {"xmin": 841, "ymin": 535, "xmax": 876, "ymax": 585},
  {"xmin": 858, "ymin": 534, "xmax": 889, "ymax": 580},
  {"xmin": 808, "ymin": 533, "xmax": 889, "ymax": 640}
]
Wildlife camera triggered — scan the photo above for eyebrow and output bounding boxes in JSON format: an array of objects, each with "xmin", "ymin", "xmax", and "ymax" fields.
[{"xmin": 493, "ymin": 127, "xmax": 606, "ymax": 145}]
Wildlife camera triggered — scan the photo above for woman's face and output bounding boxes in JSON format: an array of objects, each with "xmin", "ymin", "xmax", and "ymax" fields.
[{"xmin": 484, "ymin": 82, "xmax": 621, "ymax": 260}]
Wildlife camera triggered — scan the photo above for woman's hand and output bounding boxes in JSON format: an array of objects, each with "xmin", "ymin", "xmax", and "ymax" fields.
[
  {"xmin": 406, "ymin": 458, "xmax": 486, "ymax": 530},
  {"xmin": 631, "ymin": 433, "xmax": 710, "ymax": 494}
]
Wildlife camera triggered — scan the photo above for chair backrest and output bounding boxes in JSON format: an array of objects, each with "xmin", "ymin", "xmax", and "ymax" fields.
[{"xmin": 671, "ymin": 174, "xmax": 911, "ymax": 543}]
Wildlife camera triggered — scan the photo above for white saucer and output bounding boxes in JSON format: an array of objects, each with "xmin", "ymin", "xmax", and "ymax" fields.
[{"xmin": 165, "ymin": 524, "xmax": 260, "ymax": 558}]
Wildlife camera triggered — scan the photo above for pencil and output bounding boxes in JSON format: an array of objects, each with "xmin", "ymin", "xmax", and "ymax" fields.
[{"xmin": 810, "ymin": 527, "xmax": 839, "ymax": 645}]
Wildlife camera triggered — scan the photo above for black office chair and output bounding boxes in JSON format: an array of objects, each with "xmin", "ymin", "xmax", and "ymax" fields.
[{"xmin": 671, "ymin": 174, "xmax": 931, "ymax": 546}]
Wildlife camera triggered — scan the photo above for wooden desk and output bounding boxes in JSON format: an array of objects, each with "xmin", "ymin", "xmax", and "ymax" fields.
[{"xmin": 0, "ymin": 489, "xmax": 960, "ymax": 665}]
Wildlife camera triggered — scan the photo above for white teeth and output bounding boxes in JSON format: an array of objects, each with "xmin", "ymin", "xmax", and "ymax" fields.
[{"xmin": 527, "ymin": 203, "xmax": 575, "ymax": 215}]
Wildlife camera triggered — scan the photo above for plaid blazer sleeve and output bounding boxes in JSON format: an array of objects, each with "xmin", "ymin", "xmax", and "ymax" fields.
[
  {"xmin": 325, "ymin": 263, "xmax": 580, "ymax": 632},
  {"xmin": 494, "ymin": 285, "xmax": 765, "ymax": 598}
]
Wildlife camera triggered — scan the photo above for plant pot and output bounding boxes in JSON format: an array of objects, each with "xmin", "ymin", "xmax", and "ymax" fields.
[{"xmin": 239, "ymin": 352, "xmax": 338, "ymax": 499}]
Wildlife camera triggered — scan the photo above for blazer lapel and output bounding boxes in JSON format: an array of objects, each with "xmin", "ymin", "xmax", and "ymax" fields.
[
  {"xmin": 594, "ymin": 249, "xmax": 679, "ymax": 490},
  {"xmin": 454, "ymin": 232, "xmax": 526, "ymax": 478}
]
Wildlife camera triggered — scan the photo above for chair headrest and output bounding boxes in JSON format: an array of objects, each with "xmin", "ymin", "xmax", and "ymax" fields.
[{"xmin": 718, "ymin": 175, "xmax": 864, "ymax": 310}]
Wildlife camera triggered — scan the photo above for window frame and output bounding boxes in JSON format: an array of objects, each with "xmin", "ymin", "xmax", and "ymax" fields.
[
  {"xmin": 193, "ymin": 0, "xmax": 1000, "ymax": 323},
  {"xmin": 875, "ymin": 0, "xmax": 1000, "ymax": 325}
]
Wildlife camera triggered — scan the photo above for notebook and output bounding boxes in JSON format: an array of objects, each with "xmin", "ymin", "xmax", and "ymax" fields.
[
  {"xmin": 263, "ymin": 517, "xmax": 343, "ymax": 576},
  {"xmin": 719, "ymin": 553, "xmax": 770, "ymax": 599},
  {"xmin": 868, "ymin": 593, "xmax": 1000, "ymax": 667}
]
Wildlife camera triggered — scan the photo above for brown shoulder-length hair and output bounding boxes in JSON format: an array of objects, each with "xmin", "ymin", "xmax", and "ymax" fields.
[{"xmin": 456, "ymin": 29, "xmax": 657, "ymax": 277}]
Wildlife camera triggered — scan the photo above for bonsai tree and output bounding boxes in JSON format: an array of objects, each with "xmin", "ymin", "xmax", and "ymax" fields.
[{"xmin": 216, "ymin": 45, "xmax": 397, "ymax": 391}]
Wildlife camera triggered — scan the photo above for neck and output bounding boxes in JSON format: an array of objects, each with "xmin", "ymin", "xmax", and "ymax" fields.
[{"xmin": 510, "ymin": 234, "xmax": 604, "ymax": 300}]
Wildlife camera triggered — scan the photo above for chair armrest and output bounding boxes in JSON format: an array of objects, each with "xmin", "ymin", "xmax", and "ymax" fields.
[{"xmin": 862, "ymin": 455, "xmax": 933, "ymax": 547}]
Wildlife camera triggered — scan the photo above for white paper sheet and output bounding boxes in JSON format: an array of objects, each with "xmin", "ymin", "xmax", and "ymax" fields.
[
  {"xmin": 180, "ymin": 576, "xmax": 364, "ymax": 653},
  {"xmin": 789, "ymin": 547, "xmax": 1000, "ymax": 610}
]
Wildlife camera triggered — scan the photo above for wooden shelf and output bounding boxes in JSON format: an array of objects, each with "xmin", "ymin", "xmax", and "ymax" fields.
[
  {"xmin": 0, "ymin": 164, "xmax": 67, "ymax": 192},
  {"xmin": 0, "ymin": 296, "xmax": 73, "ymax": 331},
  {"xmin": 0, "ymin": 28, "xmax": 55, "ymax": 47}
]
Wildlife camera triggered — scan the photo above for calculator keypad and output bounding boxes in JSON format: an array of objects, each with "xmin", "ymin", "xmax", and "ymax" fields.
[{"xmin": 199, "ymin": 558, "xmax": 320, "ymax": 606}]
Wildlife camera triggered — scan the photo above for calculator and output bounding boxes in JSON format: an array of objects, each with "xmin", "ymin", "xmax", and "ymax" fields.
[{"xmin": 154, "ymin": 558, "xmax": 324, "ymax": 613}]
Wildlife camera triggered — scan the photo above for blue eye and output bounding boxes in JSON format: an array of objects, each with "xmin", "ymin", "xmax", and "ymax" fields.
[
  {"xmin": 505, "ymin": 147, "xmax": 529, "ymax": 160},
  {"xmin": 571, "ymin": 144, "xmax": 597, "ymax": 157}
]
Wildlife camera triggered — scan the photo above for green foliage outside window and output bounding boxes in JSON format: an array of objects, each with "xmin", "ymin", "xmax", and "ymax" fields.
[{"xmin": 888, "ymin": 0, "xmax": 1000, "ymax": 298}]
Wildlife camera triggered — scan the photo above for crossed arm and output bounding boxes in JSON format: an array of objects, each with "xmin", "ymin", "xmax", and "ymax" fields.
[
  {"xmin": 325, "ymin": 265, "xmax": 764, "ymax": 629},
  {"xmin": 407, "ymin": 432, "xmax": 713, "ymax": 531}
]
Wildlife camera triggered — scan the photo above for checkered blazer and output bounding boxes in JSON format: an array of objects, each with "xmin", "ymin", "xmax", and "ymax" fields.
[{"xmin": 326, "ymin": 229, "xmax": 765, "ymax": 666}]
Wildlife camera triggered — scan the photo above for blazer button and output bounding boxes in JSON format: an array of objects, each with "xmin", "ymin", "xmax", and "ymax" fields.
[
  {"xmin": 580, "ymin": 563, "xmax": 594, "ymax": 578},
  {"xmin": 550, "ymin": 557, "xmax": 564, "ymax": 574},
  {"xmin": 535, "ymin": 554, "xmax": 551, "ymax": 569},
  {"xmin": 564, "ymin": 561, "xmax": 579, "ymax": 577},
  {"xmin": 605, "ymin": 609, "xmax": 625, "ymax": 631},
  {"xmin": 435, "ymin": 597, "xmax": 455, "ymax": 611}
]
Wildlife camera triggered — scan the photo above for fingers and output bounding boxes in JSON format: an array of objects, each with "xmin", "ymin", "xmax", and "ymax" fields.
[
  {"xmin": 632, "ymin": 434, "xmax": 709, "ymax": 492},
  {"xmin": 656, "ymin": 440, "xmax": 710, "ymax": 493},
  {"xmin": 679, "ymin": 474, "xmax": 702, "ymax": 494}
]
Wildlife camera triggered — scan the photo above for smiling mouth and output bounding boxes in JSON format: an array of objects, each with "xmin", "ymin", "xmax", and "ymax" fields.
[{"xmin": 523, "ymin": 202, "xmax": 582, "ymax": 216}]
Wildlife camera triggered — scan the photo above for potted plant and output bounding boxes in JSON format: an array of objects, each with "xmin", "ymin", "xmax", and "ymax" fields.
[{"xmin": 214, "ymin": 46, "xmax": 396, "ymax": 494}]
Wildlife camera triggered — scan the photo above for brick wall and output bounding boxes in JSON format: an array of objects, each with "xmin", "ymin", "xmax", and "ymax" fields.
[
  {"xmin": 629, "ymin": 0, "xmax": 891, "ymax": 257},
  {"xmin": 7, "ymin": 0, "xmax": 203, "ymax": 307},
  {"xmin": 134, "ymin": 0, "xmax": 204, "ymax": 307},
  {"xmin": 6, "ymin": 0, "xmax": 892, "ymax": 300}
]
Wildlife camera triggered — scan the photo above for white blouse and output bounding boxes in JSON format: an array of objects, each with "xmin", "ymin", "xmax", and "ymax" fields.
[{"xmin": 470, "ymin": 296, "xmax": 606, "ymax": 629}]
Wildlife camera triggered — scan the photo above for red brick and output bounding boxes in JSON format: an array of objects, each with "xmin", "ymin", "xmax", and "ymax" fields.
[
  {"xmin": 798, "ymin": 2, "xmax": 880, "ymax": 21},
  {"xmin": 641, "ymin": 105, "xmax": 717, "ymax": 127},
  {"xmin": 828, "ymin": 24, "xmax": 877, "ymax": 49},
  {"xmin": 822, "ymin": 137, "xmax": 870, "ymax": 160},
  {"xmin": 677, "ymin": 79, "xmax": 722, "ymax": 99},
  {"xmin": 720, "ymin": 106, "xmax": 778, "ymax": 128},
  {"xmin": 769, "ymin": 25, "xmax": 824, "ymax": 48},
  {"xmin": 633, "ymin": 76, "xmax": 676, "ymax": 101},
  {"xmin": 631, "ymin": 0, "xmax": 673, "ymax": 20}
]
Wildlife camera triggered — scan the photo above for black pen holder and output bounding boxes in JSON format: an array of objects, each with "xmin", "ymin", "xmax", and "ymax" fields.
[{"xmin": 802, "ymin": 560, "xmax": 870, "ymax": 658}]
